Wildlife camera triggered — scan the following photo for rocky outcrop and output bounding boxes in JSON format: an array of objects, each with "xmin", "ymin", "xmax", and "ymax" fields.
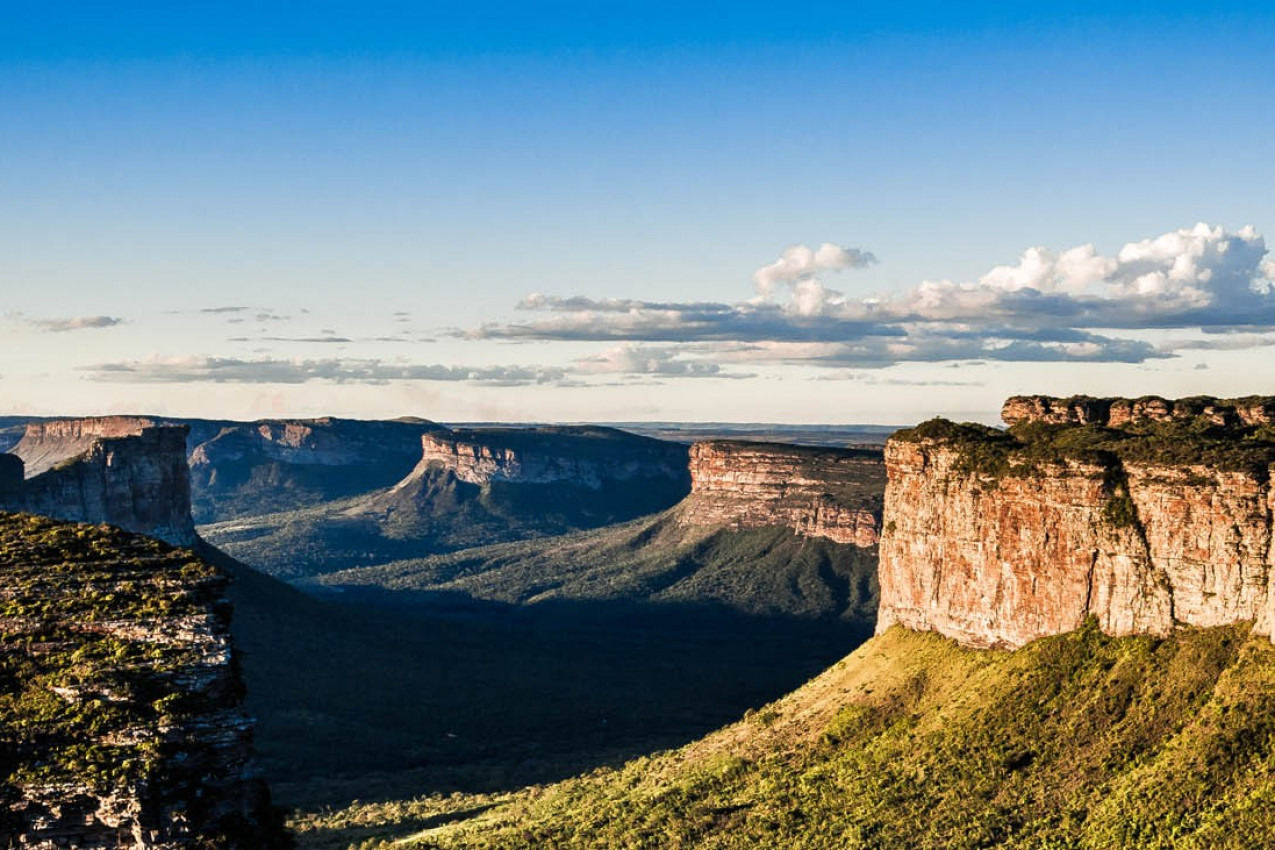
[
  {"xmin": 416, "ymin": 426, "xmax": 689, "ymax": 489},
  {"xmin": 877, "ymin": 400, "xmax": 1275, "ymax": 649},
  {"xmin": 0, "ymin": 513, "xmax": 285, "ymax": 848},
  {"xmin": 1002, "ymin": 394, "xmax": 1275, "ymax": 428},
  {"xmin": 677, "ymin": 441, "xmax": 884, "ymax": 546},
  {"xmin": 12, "ymin": 417, "xmax": 160, "ymax": 477},
  {"xmin": 2, "ymin": 423, "xmax": 196, "ymax": 547},
  {"xmin": 185, "ymin": 417, "xmax": 440, "ymax": 521}
]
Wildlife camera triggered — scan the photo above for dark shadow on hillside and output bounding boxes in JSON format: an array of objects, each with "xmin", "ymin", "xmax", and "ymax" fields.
[{"xmin": 204, "ymin": 544, "xmax": 873, "ymax": 811}]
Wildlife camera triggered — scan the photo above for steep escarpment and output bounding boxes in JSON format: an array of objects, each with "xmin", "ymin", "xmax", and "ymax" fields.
[
  {"xmin": 0, "ymin": 513, "xmax": 285, "ymax": 848},
  {"xmin": 186, "ymin": 417, "xmax": 441, "ymax": 522},
  {"xmin": 677, "ymin": 441, "xmax": 883, "ymax": 546},
  {"xmin": 320, "ymin": 439, "xmax": 886, "ymax": 622},
  {"xmin": 877, "ymin": 396, "xmax": 1275, "ymax": 648},
  {"xmin": 2, "ymin": 422, "xmax": 196, "ymax": 547},
  {"xmin": 11, "ymin": 417, "xmax": 160, "ymax": 478},
  {"xmin": 202, "ymin": 426, "xmax": 691, "ymax": 579}
]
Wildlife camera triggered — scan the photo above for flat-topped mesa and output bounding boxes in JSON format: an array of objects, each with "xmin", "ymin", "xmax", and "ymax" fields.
[
  {"xmin": 1002, "ymin": 394, "xmax": 1275, "ymax": 428},
  {"xmin": 677, "ymin": 440, "xmax": 884, "ymax": 546},
  {"xmin": 2, "ymin": 422, "xmax": 196, "ymax": 547},
  {"xmin": 12, "ymin": 415, "xmax": 159, "ymax": 477},
  {"xmin": 877, "ymin": 404, "xmax": 1275, "ymax": 649},
  {"xmin": 416, "ymin": 425, "xmax": 690, "ymax": 488}
]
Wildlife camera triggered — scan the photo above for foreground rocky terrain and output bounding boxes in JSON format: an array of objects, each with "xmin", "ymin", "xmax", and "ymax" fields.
[{"xmin": 0, "ymin": 513, "xmax": 286, "ymax": 847}]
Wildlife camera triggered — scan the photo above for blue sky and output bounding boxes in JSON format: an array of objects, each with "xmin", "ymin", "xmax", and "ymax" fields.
[{"xmin": 4, "ymin": 2, "xmax": 1275, "ymax": 423}]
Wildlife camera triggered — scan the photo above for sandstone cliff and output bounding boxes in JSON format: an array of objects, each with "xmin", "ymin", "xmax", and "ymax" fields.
[
  {"xmin": 877, "ymin": 397, "xmax": 1275, "ymax": 648},
  {"xmin": 185, "ymin": 417, "xmax": 440, "ymax": 521},
  {"xmin": 0, "ymin": 513, "xmax": 285, "ymax": 848},
  {"xmin": 12, "ymin": 416, "xmax": 160, "ymax": 477},
  {"xmin": 415, "ymin": 425, "xmax": 689, "ymax": 488},
  {"xmin": 676, "ymin": 441, "xmax": 883, "ymax": 546},
  {"xmin": 2, "ymin": 422, "xmax": 196, "ymax": 547}
]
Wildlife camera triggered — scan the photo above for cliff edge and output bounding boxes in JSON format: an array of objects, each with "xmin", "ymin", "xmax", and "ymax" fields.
[
  {"xmin": 877, "ymin": 395, "xmax": 1275, "ymax": 648},
  {"xmin": 2, "ymin": 420, "xmax": 196, "ymax": 547},
  {"xmin": 0, "ymin": 513, "xmax": 285, "ymax": 847},
  {"xmin": 677, "ymin": 440, "xmax": 883, "ymax": 546}
]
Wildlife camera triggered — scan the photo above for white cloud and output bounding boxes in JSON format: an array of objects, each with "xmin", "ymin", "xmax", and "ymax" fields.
[
  {"xmin": 468, "ymin": 223, "xmax": 1274, "ymax": 370},
  {"xmin": 752, "ymin": 242, "xmax": 876, "ymax": 297}
]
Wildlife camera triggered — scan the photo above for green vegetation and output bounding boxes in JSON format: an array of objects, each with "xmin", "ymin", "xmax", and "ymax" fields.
[
  {"xmin": 295, "ymin": 623, "xmax": 1275, "ymax": 849},
  {"xmin": 210, "ymin": 527, "xmax": 874, "ymax": 810},
  {"xmin": 0, "ymin": 512, "xmax": 219, "ymax": 791},
  {"xmin": 898, "ymin": 414, "xmax": 1275, "ymax": 481},
  {"xmin": 319, "ymin": 516, "xmax": 879, "ymax": 622},
  {"xmin": 202, "ymin": 464, "xmax": 691, "ymax": 580}
]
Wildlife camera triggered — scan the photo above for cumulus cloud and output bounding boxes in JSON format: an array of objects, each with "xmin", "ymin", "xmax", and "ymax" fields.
[
  {"xmin": 83, "ymin": 356, "xmax": 567, "ymax": 386},
  {"xmin": 752, "ymin": 242, "xmax": 877, "ymax": 297},
  {"xmin": 469, "ymin": 223, "xmax": 1274, "ymax": 369}
]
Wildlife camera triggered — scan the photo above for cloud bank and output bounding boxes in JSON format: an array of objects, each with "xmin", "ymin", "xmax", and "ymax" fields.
[
  {"xmin": 468, "ymin": 226, "xmax": 1273, "ymax": 370},
  {"xmin": 84, "ymin": 356, "xmax": 567, "ymax": 387}
]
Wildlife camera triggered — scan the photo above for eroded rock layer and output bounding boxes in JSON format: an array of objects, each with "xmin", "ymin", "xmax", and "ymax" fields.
[
  {"xmin": 2, "ymin": 424, "xmax": 196, "ymax": 547},
  {"xmin": 0, "ymin": 513, "xmax": 284, "ymax": 848},
  {"xmin": 877, "ymin": 398, "xmax": 1275, "ymax": 648},
  {"xmin": 677, "ymin": 441, "xmax": 884, "ymax": 546},
  {"xmin": 417, "ymin": 425, "xmax": 689, "ymax": 488}
]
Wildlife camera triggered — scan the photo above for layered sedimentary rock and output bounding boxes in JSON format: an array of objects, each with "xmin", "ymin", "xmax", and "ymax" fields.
[
  {"xmin": 2, "ymin": 422, "xmax": 196, "ymax": 546},
  {"xmin": 12, "ymin": 417, "xmax": 159, "ymax": 477},
  {"xmin": 878, "ymin": 397, "xmax": 1275, "ymax": 649},
  {"xmin": 417, "ymin": 426, "xmax": 689, "ymax": 488},
  {"xmin": 1002, "ymin": 394, "xmax": 1275, "ymax": 428},
  {"xmin": 0, "ymin": 513, "xmax": 284, "ymax": 848},
  {"xmin": 186, "ymin": 417, "xmax": 440, "ymax": 521},
  {"xmin": 677, "ymin": 441, "xmax": 884, "ymax": 546}
]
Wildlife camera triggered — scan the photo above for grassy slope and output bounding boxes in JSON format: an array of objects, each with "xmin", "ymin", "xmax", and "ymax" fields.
[
  {"xmin": 320, "ymin": 513, "xmax": 879, "ymax": 622},
  {"xmin": 295, "ymin": 622, "xmax": 1275, "ymax": 849}
]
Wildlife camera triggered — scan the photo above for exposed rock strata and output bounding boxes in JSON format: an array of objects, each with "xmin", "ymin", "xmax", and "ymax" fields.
[
  {"xmin": 677, "ymin": 441, "xmax": 883, "ymax": 546},
  {"xmin": 0, "ymin": 513, "xmax": 284, "ymax": 848},
  {"xmin": 12, "ymin": 417, "xmax": 159, "ymax": 477},
  {"xmin": 416, "ymin": 426, "xmax": 689, "ymax": 488},
  {"xmin": 878, "ymin": 397, "xmax": 1275, "ymax": 648},
  {"xmin": 1002, "ymin": 394, "xmax": 1275, "ymax": 428},
  {"xmin": 2, "ymin": 423, "xmax": 196, "ymax": 547},
  {"xmin": 185, "ymin": 417, "xmax": 440, "ymax": 521}
]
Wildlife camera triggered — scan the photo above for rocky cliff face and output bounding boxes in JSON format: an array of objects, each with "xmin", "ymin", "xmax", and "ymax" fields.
[
  {"xmin": 12, "ymin": 417, "xmax": 160, "ymax": 477},
  {"xmin": 676, "ymin": 441, "xmax": 883, "ymax": 546},
  {"xmin": 877, "ymin": 398, "xmax": 1275, "ymax": 648},
  {"xmin": 0, "ymin": 513, "xmax": 285, "ymax": 848},
  {"xmin": 186, "ymin": 417, "xmax": 440, "ymax": 521},
  {"xmin": 416, "ymin": 426, "xmax": 689, "ymax": 488},
  {"xmin": 2, "ymin": 423, "xmax": 196, "ymax": 547},
  {"xmin": 1002, "ymin": 394, "xmax": 1275, "ymax": 428}
]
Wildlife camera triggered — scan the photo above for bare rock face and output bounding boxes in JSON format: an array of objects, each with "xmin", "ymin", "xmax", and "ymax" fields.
[
  {"xmin": 677, "ymin": 441, "xmax": 884, "ymax": 546},
  {"xmin": 12, "ymin": 417, "xmax": 159, "ymax": 478},
  {"xmin": 185, "ymin": 417, "xmax": 440, "ymax": 521},
  {"xmin": 877, "ymin": 402, "xmax": 1275, "ymax": 649},
  {"xmin": 1003, "ymin": 394, "xmax": 1275, "ymax": 429},
  {"xmin": 417, "ymin": 426, "xmax": 689, "ymax": 489},
  {"xmin": 0, "ymin": 513, "xmax": 285, "ymax": 848},
  {"xmin": 2, "ymin": 424, "xmax": 196, "ymax": 547}
]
